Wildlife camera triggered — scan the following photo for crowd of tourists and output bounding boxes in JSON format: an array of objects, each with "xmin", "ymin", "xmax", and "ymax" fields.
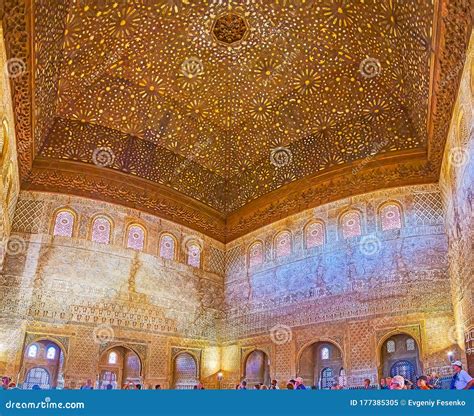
[
  {"xmin": 2, "ymin": 361, "xmax": 473, "ymax": 391},
  {"xmin": 236, "ymin": 361, "xmax": 474, "ymax": 391}
]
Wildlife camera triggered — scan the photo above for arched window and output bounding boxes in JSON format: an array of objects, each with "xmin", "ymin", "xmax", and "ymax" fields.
[
  {"xmin": 321, "ymin": 347, "xmax": 330, "ymax": 360},
  {"xmin": 305, "ymin": 221, "xmax": 325, "ymax": 248},
  {"xmin": 390, "ymin": 360, "xmax": 415, "ymax": 382},
  {"xmin": 341, "ymin": 210, "xmax": 362, "ymax": 239},
  {"xmin": 24, "ymin": 367, "xmax": 50, "ymax": 390},
  {"xmin": 387, "ymin": 340, "xmax": 396, "ymax": 353},
  {"xmin": 91, "ymin": 216, "xmax": 112, "ymax": 244},
  {"xmin": 274, "ymin": 231, "xmax": 292, "ymax": 258},
  {"xmin": 46, "ymin": 346, "xmax": 56, "ymax": 360},
  {"xmin": 248, "ymin": 241, "xmax": 264, "ymax": 268},
  {"xmin": 406, "ymin": 338, "xmax": 415, "ymax": 351},
  {"xmin": 126, "ymin": 224, "xmax": 145, "ymax": 251},
  {"xmin": 380, "ymin": 203, "xmax": 402, "ymax": 231},
  {"xmin": 27, "ymin": 344, "xmax": 38, "ymax": 358},
  {"xmin": 320, "ymin": 368, "xmax": 334, "ymax": 389},
  {"xmin": 108, "ymin": 351, "xmax": 118, "ymax": 365},
  {"xmin": 159, "ymin": 234, "xmax": 176, "ymax": 261},
  {"xmin": 338, "ymin": 368, "xmax": 347, "ymax": 387},
  {"xmin": 53, "ymin": 209, "xmax": 75, "ymax": 237},
  {"xmin": 187, "ymin": 242, "xmax": 201, "ymax": 268},
  {"xmin": 174, "ymin": 352, "xmax": 198, "ymax": 388}
]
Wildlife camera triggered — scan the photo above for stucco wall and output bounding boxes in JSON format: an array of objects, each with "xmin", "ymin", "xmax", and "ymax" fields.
[
  {"xmin": 222, "ymin": 184, "xmax": 456, "ymax": 387},
  {"xmin": 0, "ymin": 34, "xmax": 472, "ymax": 387},
  {"xmin": 439, "ymin": 32, "xmax": 474, "ymax": 372},
  {"xmin": 0, "ymin": 183, "xmax": 459, "ymax": 388},
  {"xmin": 0, "ymin": 25, "xmax": 21, "ymax": 267},
  {"xmin": 0, "ymin": 192, "xmax": 224, "ymax": 387}
]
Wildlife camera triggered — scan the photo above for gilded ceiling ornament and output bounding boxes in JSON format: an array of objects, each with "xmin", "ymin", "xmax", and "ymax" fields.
[
  {"xmin": 312, "ymin": 115, "xmax": 337, "ymax": 140},
  {"xmin": 9, "ymin": 0, "xmax": 467, "ymax": 230},
  {"xmin": 62, "ymin": 13, "xmax": 82, "ymax": 49},
  {"xmin": 249, "ymin": 97, "xmax": 273, "ymax": 121},
  {"xmin": 107, "ymin": 6, "xmax": 141, "ymax": 39},
  {"xmin": 362, "ymin": 98, "xmax": 391, "ymax": 123},
  {"xmin": 70, "ymin": 108, "xmax": 97, "ymax": 125},
  {"xmin": 138, "ymin": 75, "xmax": 166, "ymax": 101},
  {"xmin": 322, "ymin": 0, "xmax": 355, "ymax": 27},
  {"xmin": 270, "ymin": 147, "xmax": 293, "ymax": 168},
  {"xmin": 379, "ymin": 0, "xmax": 406, "ymax": 37},
  {"xmin": 122, "ymin": 120, "xmax": 145, "ymax": 138},
  {"xmin": 157, "ymin": 0, "xmax": 191, "ymax": 16},
  {"xmin": 268, "ymin": 0, "xmax": 315, "ymax": 11},
  {"xmin": 276, "ymin": 170, "xmax": 297, "ymax": 187},
  {"xmin": 253, "ymin": 57, "xmax": 283, "ymax": 86},
  {"xmin": 186, "ymin": 100, "xmax": 210, "ymax": 121},
  {"xmin": 293, "ymin": 68, "xmax": 322, "ymax": 95},
  {"xmin": 212, "ymin": 13, "xmax": 249, "ymax": 45},
  {"xmin": 63, "ymin": 146, "xmax": 88, "ymax": 162},
  {"xmin": 321, "ymin": 151, "xmax": 344, "ymax": 168}
]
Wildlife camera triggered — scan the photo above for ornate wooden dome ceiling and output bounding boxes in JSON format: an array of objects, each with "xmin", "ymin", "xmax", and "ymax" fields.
[{"xmin": 2, "ymin": 0, "xmax": 471, "ymax": 241}]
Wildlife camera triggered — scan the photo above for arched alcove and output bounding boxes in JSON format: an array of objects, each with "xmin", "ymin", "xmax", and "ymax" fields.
[
  {"xmin": 21, "ymin": 339, "xmax": 65, "ymax": 389},
  {"xmin": 298, "ymin": 341, "xmax": 343, "ymax": 389},
  {"xmin": 379, "ymin": 333, "xmax": 422, "ymax": 383},
  {"xmin": 98, "ymin": 346, "xmax": 142, "ymax": 389},
  {"xmin": 244, "ymin": 349, "xmax": 270, "ymax": 386},
  {"xmin": 173, "ymin": 352, "xmax": 198, "ymax": 389}
]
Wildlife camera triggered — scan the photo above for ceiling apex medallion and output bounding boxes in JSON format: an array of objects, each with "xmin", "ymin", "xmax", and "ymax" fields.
[{"xmin": 212, "ymin": 12, "xmax": 249, "ymax": 46}]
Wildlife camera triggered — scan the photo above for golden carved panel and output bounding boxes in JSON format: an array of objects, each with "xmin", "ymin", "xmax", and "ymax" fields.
[{"xmin": 1, "ymin": 0, "xmax": 471, "ymax": 240}]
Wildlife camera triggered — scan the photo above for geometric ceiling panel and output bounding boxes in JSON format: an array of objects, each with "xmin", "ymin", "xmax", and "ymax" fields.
[{"xmin": 2, "ymin": 0, "xmax": 471, "ymax": 241}]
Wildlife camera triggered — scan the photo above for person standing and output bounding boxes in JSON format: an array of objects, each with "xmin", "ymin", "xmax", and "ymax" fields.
[
  {"xmin": 450, "ymin": 361, "xmax": 474, "ymax": 390},
  {"xmin": 294, "ymin": 377, "xmax": 306, "ymax": 390},
  {"xmin": 80, "ymin": 379, "xmax": 94, "ymax": 390},
  {"xmin": 428, "ymin": 372, "xmax": 441, "ymax": 389},
  {"xmin": 389, "ymin": 375, "xmax": 405, "ymax": 390},
  {"xmin": 416, "ymin": 376, "xmax": 431, "ymax": 390},
  {"xmin": 270, "ymin": 379, "xmax": 279, "ymax": 390}
]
